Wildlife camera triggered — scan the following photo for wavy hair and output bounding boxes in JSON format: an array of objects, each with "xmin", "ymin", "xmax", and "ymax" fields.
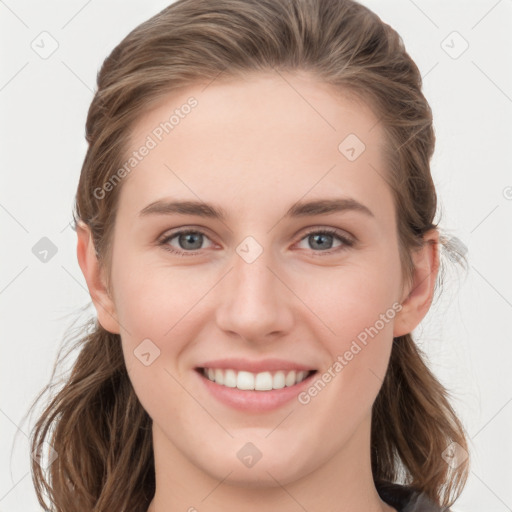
[{"xmin": 28, "ymin": 0, "xmax": 470, "ymax": 510}]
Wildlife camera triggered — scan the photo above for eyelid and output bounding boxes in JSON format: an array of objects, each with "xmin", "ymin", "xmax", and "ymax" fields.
[
  {"xmin": 158, "ymin": 225, "xmax": 215, "ymax": 242},
  {"xmin": 294, "ymin": 226, "xmax": 355, "ymax": 254},
  {"xmin": 158, "ymin": 225, "xmax": 356, "ymax": 256},
  {"xmin": 299, "ymin": 226, "xmax": 354, "ymax": 243},
  {"xmin": 158, "ymin": 226, "xmax": 217, "ymax": 253}
]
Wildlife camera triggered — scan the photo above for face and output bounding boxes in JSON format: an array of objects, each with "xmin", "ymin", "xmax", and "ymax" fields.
[{"xmin": 89, "ymin": 71, "xmax": 415, "ymax": 487}]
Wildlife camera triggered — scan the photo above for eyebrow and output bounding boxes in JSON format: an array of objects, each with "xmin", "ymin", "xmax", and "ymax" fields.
[{"xmin": 138, "ymin": 197, "xmax": 375, "ymax": 220}]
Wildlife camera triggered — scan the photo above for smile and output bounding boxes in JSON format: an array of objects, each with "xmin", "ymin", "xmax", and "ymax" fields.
[
  {"xmin": 194, "ymin": 358, "xmax": 319, "ymax": 412},
  {"xmin": 199, "ymin": 367, "xmax": 316, "ymax": 391}
]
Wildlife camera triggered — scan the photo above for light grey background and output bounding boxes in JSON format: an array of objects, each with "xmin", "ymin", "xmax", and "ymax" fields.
[{"xmin": 1, "ymin": 1, "xmax": 511, "ymax": 511}]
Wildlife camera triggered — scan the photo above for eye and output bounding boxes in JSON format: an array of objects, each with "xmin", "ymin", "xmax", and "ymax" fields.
[
  {"xmin": 159, "ymin": 229, "xmax": 215, "ymax": 256},
  {"xmin": 158, "ymin": 227, "xmax": 355, "ymax": 257},
  {"xmin": 296, "ymin": 228, "xmax": 354, "ymax": 255}
]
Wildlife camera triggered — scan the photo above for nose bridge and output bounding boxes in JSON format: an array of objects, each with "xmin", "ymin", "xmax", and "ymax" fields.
[{"xmin": 214, "ymin": 239, "xmax": 293, "ymax": 340}]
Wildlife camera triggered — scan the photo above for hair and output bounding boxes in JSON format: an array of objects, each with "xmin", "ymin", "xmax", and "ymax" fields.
[{"xmin": 27, "ymin": 0, "xmax": 470, "ymax": 510}]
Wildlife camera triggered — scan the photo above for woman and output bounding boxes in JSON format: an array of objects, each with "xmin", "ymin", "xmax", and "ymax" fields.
[{"xmin": 29, "ymin": 0, "xmax": 470, "ymax": 511}]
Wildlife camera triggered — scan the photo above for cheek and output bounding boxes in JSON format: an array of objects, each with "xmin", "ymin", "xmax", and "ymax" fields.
[
  {"xmin": 298, "ymin": 288, "xmax": 396, "ymax": 446},
  {"xmin": 112, "ymin": 262, "xmax": 206, "ymax": 420},
  {"xmin": 112, "ymin": 251, "xmax": 206, "ymax": 338},
  {"xmin": 296, "ymin": 258, "xmax": 398, "ymax": 408},
  {"xmin": 295, "ymin": 255, "xmax": 400, "ymax": 344},
  {"xmin": 111, "ymin": 254, "xmax": 220, "ymax": 394}
]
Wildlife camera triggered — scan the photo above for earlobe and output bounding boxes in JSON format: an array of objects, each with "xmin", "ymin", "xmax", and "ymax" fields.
[
  {"xmin": 393, "ymin": 229, "xmax": 440, "ymax": 338},
  {"xmin": 76, "ymin": 220, "xmax": 121, "ymax": 334}
]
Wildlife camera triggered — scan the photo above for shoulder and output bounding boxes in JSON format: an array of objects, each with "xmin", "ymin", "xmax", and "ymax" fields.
[{"xmin": 375, "ymin": 480, "xmax": 455, "ymax": 512}]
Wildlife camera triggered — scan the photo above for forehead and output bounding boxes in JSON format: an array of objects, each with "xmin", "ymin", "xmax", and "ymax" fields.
[{"xmin": 117, "ymin": 71, "xmax": 394, "ymax": 226}]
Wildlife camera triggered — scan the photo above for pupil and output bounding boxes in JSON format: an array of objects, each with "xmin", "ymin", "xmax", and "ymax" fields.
[
  {"xmin": 311, "ymin": 233, "xmax": 332, "ymax": 250},
  {"xmin": 177, "ymin": 232, "xmax": 334, "ymax": 251},
  {"xmin": 180, "ymin": 233, "xmax": 202, "ymax": 250}
]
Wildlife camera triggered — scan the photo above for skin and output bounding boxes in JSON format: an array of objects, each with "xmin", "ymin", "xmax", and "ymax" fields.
[{"xmin": 77, "ymin": 70, "xmax": 439, "ymax": 512}]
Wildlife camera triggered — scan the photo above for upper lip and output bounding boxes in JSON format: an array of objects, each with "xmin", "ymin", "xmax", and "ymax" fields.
[{"xmin": 196, "ymin": 358, "xmax": 316, "ymax": 373}]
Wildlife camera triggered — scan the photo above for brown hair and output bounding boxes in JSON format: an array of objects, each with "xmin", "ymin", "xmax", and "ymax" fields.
[{"xmin": 28, "ymin": 0, "xmax": 470, "ymax": 510}]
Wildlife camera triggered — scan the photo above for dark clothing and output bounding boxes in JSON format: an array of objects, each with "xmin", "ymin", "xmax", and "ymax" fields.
[{"xmin": 376, "ymin": 481, "xmax": 451, "ymax": 512}]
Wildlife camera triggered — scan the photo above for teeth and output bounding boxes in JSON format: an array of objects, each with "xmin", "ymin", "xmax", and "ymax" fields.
[
  {"xmin": 285, "ymin": 370, "xmax": 297, "ymax": 387},
  {"xmin": 201, "ymin": 368, "xmax": 312, "ymax": 390},
  {"xmin": 237, "ymin": 371, "xmax": 255, "ymax": 390},
  {"xmin": 224, "ymin": 369, "xmax": 237, "ymax": 388}
]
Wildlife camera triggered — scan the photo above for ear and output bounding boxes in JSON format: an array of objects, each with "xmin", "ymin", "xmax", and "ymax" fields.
[
  {"xmin": 76, "ymin": 220, "xmax": 120, "ymax": 334},
  {"xmin": 393, "ymin": 228, "xmax": 440, "ymax": 338}
]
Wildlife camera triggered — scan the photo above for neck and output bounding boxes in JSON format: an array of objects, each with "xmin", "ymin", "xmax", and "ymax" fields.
[{"xmin": 147, "ymin": 414, "xmax": 396, "ymax": 512}]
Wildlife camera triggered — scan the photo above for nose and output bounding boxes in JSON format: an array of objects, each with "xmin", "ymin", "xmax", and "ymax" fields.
[{"xmin": 214, "ymin": 243, "xmax": 295, "ymax": 344}]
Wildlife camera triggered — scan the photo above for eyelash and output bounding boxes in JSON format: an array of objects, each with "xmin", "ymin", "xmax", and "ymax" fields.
[{"xmin": 158, "ymin": 227, "xmax": 355, "ymax": 257}]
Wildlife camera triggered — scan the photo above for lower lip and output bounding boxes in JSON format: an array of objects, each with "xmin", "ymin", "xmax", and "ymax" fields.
[{"xmin": 195, "ymin": 369, "xmax": 317, "ymax": 412}]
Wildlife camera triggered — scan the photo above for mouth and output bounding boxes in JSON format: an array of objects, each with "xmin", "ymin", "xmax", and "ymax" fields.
[
  {"xmin": 194, "ymin": 365, "xmax": 318, "ymax": 412},
  {"xmin": 196, "ymin": 367, "xmax": 317, "ymax": 391}
]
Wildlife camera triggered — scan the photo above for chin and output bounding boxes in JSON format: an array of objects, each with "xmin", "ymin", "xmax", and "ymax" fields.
[{"xmin": 197, "ymin": 449, "xmax": 314, "ymax": 489}]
